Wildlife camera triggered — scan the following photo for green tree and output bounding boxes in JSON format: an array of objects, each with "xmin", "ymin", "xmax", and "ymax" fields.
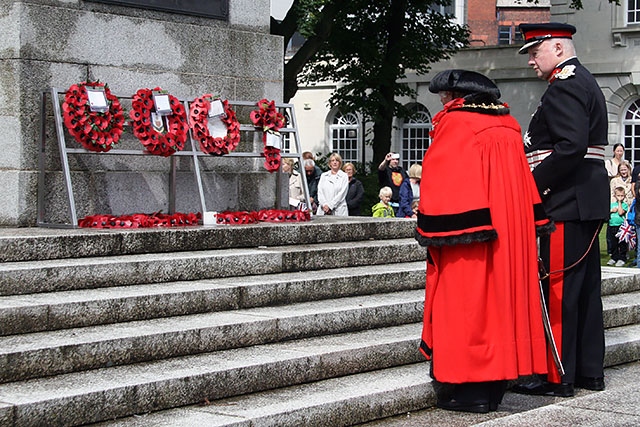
[{"xmin": 272, "ymin": 0, "xmax": 468, "ymax": 166}]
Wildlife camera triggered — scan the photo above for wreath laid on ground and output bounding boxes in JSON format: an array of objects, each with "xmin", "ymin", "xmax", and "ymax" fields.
[
  {"xmin": 250, "ymin": 98, "xmax": 286, "ymax": 172},
  {"xmin": 129, "ymin": 87, "xmax": 188, "ymax": 157},
  {"xmin": 215, "ymin": 209, "xmax": 310, "ymax": 225},
  {"xmin": 189, "ymin": 95, "xmax": 241, "ymax": 155},
  {"xmin": 61, "ymin": 81, "xmax": 125, "ymax": 152},
  {"xmin": 78, "ymin": 211, "xmax": 200, "ymax": 228}
]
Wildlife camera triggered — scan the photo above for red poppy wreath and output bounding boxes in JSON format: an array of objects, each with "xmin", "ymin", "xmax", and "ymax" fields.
[
  {"xmin": 61, "ymin": 81, "xmax": 125, "ymax": 152},
  {"xmin": 129, "ymin": 87, "xmax": 188, "ymax": 157},
  {"xmin": 188, "ymin": 95, "xmax": 241, "ymax": 155},
  {"xmin": 250, "ymin": 98, "xmax": 286, "ymax": 172},
  {"xmin": 78, "ymin": 211, "xmax": 200, "ymax": 228}
]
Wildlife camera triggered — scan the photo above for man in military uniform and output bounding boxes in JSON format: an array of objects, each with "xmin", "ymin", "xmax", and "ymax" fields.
[{"xmin": 512, "ymin": 22, "xmax": 609, "ymax": 397}]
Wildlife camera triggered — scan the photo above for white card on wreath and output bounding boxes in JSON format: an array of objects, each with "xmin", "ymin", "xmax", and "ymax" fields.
[
  {"xmin": 86, "ymin": 87, "xmax": 108, "ymax": 113},
  {"xmin": 208, "ymin": 99, "xmax": 226, "ymax": 118},
  {"xmin": 152, "ymin": 92, "xmax": 172, "ymax": 115},
  {"xmin": 265, "ymin": 132, "xmax": 282, "ymax": 149},
  {"xmin": 208, "ymin": 116, "xmax": 228, "ymax": 138}
]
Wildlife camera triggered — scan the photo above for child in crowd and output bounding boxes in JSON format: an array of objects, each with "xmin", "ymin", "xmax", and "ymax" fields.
[
  {"xmin": 634, "ymin": 184, "xmax": 640, "ymax": 268},
  {"xmin": 608, "ymin": 186, "xmax": 629, "ymax": 267},
  {"xmin": 411, "ymin": 200, "xmax": 419, "ymax": 219},
  {"xmin": 372, "ymin": 186, "xmax": 395, "ymax": 218}
]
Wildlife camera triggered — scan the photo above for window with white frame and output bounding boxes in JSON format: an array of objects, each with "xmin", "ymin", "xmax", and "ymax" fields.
[
  {"xmin": 400, "ymin": 104, "xmax": 431, "ymax": 170},
  {"xmin": 330, "ymin": 112, "xmax": 360, "ymax": 164},
  {"xmin": 498, "ymin": 25, "xmax": 512, "ymax": 45},
  {"xmin": 612, "ymin": 0, "xmax": 640, "ymax": 45},
  {"xmin": 623, "ymin": 97, "xmax": 640, "ymax": 164},
  {"xmin": 629, "ymin": 0, "xmax": 640, "ymax": 24}
]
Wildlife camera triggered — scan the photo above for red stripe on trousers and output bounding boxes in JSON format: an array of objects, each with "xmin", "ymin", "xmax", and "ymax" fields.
[{"xmin": 548, "ymin": 221, "xmax": 565, "ymax": 383}]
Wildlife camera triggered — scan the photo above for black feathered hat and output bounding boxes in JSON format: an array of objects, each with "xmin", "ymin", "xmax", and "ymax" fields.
[{"xmin": 428, "ymin": 69, "xmax": 501, "ymax": 99}]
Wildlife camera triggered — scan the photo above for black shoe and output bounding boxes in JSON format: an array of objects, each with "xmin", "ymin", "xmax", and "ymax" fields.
[
  {"xmin": 576, "ymin": 376, "xmax": 605, "ymax": 391},
  {"xmin": 436, "ymin": 398, "xmax": 490, "ymax": 414},
  {"xmin": 511, "ymin": 379, "xmax": 574, "ymax": 397}
]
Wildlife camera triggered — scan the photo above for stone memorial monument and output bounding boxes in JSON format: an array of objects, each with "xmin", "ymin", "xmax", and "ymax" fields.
[{"xmin": 0, "ymin": 0, "xmax": 285, "ymax": 226}]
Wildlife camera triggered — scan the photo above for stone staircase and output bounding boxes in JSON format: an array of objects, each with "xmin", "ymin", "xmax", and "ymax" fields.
[{"xmin": 0, "ymin": 217, "xmax": 639, "ymax": 427}]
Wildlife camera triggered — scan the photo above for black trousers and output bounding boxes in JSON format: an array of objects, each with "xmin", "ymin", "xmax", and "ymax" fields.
[
  {"xmin": 539, "ymin": 220, "xmax": 605, "ymax": 384},
  {"xmin": 606, "ymin": 224, "xmax": 627, "ymax": 261}
]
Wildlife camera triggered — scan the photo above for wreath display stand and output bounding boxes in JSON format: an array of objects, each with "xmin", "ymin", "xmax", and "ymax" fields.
[{"xmin": 38, "ymin": 88, "xmax": 309, "ymax": 228}]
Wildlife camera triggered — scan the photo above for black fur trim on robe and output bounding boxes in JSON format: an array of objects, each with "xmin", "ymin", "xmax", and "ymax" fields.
[{"xmin": 414, "ymin": 228, "xmax": 498, "ymax": 247}]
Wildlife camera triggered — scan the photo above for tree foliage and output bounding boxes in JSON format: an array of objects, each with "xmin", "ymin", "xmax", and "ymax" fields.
[
  {"xmin": 272, "ymin": 0, "xmax": 469, "ymax": 165},
  {"xmin": 566, "ymin": 0, "xmax": 619, "ymax": 9},
  {"xmin": 270, "ymin": 0, "xmax": 621, "ymax": 165}
]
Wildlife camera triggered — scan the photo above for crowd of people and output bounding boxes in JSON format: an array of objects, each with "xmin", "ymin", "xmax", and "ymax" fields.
[{"xmin": 285, "ymin": 150, "xmax": 421, "ymax": 218}]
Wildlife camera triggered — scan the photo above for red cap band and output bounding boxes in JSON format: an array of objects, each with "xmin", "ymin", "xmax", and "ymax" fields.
[{"xmin": 524, "ymin": 29, "xmax": 574, "ymax": 42}]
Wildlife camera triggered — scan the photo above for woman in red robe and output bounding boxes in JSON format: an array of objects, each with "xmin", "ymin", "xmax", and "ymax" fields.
[{"xmin": 415, "ymin": 70, "xmax": 553, "ymax": 413}]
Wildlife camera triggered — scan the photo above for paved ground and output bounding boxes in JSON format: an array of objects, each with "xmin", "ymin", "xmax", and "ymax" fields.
[{"xmin": 359, "ymin": 361, "xmax": 640, "ymax": 426}]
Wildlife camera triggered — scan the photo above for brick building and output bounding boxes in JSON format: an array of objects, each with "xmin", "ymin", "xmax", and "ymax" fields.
[{"xmin": 468, "ymin": 0, "xmax": 550, "ymax": 47}]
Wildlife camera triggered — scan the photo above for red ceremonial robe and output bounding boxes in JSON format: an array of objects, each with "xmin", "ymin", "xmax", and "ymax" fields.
[{"xmin": 415, "ymin": 99, "xmax": 551, "ymax": 384}]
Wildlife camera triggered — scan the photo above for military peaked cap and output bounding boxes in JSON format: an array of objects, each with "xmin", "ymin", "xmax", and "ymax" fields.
[{"xmin": 518, "ymin": 22, "xmax": 576, "ymax": 54}]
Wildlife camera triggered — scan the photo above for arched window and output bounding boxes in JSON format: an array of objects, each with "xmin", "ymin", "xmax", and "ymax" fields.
[
  {"xmin": 400, "ymin": 104, "xmax": 431, "ymax": 170},
  {"xmin": 623, "ymin": 98, "xmax": 640, "ymax": 164},
  {"xmin": 330, "ymin": 112, "xmax": 360, "ymax": 164}
]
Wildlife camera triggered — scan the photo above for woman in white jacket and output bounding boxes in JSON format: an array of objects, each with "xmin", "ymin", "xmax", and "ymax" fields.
[{"xmin": 316, "ymin": 153, "xmax": 349, "ymax": 216}]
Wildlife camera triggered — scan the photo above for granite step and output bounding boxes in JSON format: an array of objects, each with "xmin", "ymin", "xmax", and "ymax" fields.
[
  {"xmin": 602, "ymin": 266, "xmax": 640, "ymax": 295},
  {"xmin": 0, "ymin": 289, "xmax": 424, "ymax": 383},
  {"xmin": 0, "ymin": 238, "xmax": 427, "ymax": 296},
  {"xmin": 0, "ymin": 324, "xmax": 424, "ymax": 427},
  {"xmin": 88, "ymin": 323, "xmax": 640, "ymax": 427},
  {"xmin": 0, "ymin": 262, "xmax": 427, "ymax": 336},
  {"xmin": 91, "ymin": 363, "xmax": 435, "ymax": 427},
  {"xmin": 0, "ymin": 218, "xmax": 417, "ymax": 262},
  {"xmin": 1, "ymin": 287, "xmax": 638, "ymax": 385}
]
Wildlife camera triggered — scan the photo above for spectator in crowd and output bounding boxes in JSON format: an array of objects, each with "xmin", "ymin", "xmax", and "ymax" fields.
[
  {"xmin": 378, "ymin": 152, "xmax": 409, "ymax": 214},
  {"xmin": 606, "ymin": 187, "xmax": 629, "ymax": 267},
  {"xmin": 343, "ymin": 162, "xmax": 365, "ymax": 216},
  {"xmin": 416, "ymin": 69, "xmax": 552, "ymax": 413},
  {"xmin": 513, "ymin": 22, "xmax": 608, "ymax": 398},
  {"xmin": 610, "ymin": 161, "xmax": 633, "ymax": 206},
  {"xmin": 281, "ymin": 158, "xmax": 305, "ymax": 209},
  {"xmin": 372, "ymin": 186, "xmax": 395, "ymax": 218},
  {"xmin": 316, "ymin": 153, "xmax": 349, "ymax": 216},
  {"xmin": 409, "ymin": 164, "xmax": 422, "ymax": 203},
  {"xmin": 631, "ymin": 159, "xmax": 640, "ymax": 194},
  {"xmin": 411, "ymin": 200, "xmax": 419, "ymax": 218},
  {"xmin": 397, "ymin": 164, "xmax": 423, "ymax": 217},
  {"xmin": 303, "ymin": 158, "xmax": 321, "ymax": 210},
  {"xmin": 634, "ymin": 184, "xmax": 640, "ymax": 269},
  {"xmin": 607, "ymin": 161, "xmax": 632, "ymax": 258},
  {"xmin": 605, "ymin": 143, "xmax": 625, "ymax": 179}
]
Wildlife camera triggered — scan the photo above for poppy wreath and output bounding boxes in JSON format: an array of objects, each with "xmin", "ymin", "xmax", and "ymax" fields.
[
  {"xmin": 61, "ymin": 81, "xmax": 125, "ymax": 152},
  {"xmin": 78, "ymin": 211, "xmax": 200, "ymax": 228},
  {"xmin": 215, "ymin": 210, "xmax": 260, "ymax": 225},
  {"xmin": 130, "ymin": 87, "xmax": 188, "ymax": 157},
  {"xmin": 256, "ymin": 209, "xmax": 311, "ymax": 223},
  {"xmin": 188, "ymin": 95, "xmax": 241, "ymax": 155},
  {"xmin": 249, "ymin": 98, "xmax": 286, "ymax": 172},
  {"xmin": 215, "ymin": 209, "xmax": 310, "ymax": 225}
]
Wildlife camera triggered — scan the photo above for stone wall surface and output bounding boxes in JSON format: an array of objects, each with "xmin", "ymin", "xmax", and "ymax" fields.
[{"xmin": 0, "ymin": 0, "xmax": 284, "ymax": 226}]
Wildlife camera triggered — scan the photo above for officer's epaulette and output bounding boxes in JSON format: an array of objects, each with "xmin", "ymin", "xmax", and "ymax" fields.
[{"xmin": 548, "ymin": 64, "xmax": 576, "ymax": 83}]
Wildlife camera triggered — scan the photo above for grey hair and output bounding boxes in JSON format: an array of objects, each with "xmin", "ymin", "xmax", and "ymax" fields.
[{"xmin": 557, "ymin": 38, "xmax": 576, "ymax": 57}]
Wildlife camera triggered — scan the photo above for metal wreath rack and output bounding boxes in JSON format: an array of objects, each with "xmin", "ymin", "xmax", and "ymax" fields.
[{"xmin": 38, "ymin": 88, "xmax": 311, "ymax": 228}]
